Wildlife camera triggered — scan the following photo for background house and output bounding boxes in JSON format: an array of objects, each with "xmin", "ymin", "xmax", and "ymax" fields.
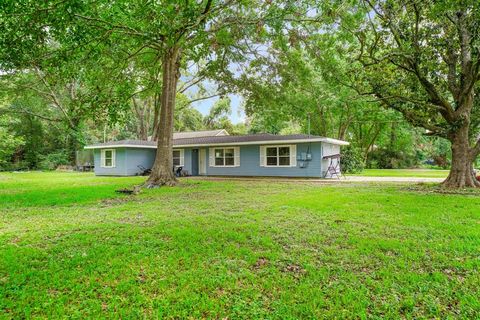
[{"xmin": 84, "ymin": 130, "xmax": 348, "ymax": 178}]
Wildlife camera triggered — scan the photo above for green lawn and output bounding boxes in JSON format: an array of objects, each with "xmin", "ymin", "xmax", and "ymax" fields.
[
  {"xmin": 350, "ymin": 168, "xmax": 450, "ymax": 178},
  {"xmin": 1, "ymin": 172, "xmax": 479, "ymax": 318}
]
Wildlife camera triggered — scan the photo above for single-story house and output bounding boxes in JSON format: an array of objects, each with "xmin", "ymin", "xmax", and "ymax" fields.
[{"xmin": 84, "ymin": 130, "xmax": 349, "ymax": 178}]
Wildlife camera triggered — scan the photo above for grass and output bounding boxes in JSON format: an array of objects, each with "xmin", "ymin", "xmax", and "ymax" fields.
[
  {"xmin": 1, "ymin": 172, "xmax": 479, "ymax": 318},
  {"xmin": 350, "ymin": 168, "xmax": 450, "ymax": 178}
]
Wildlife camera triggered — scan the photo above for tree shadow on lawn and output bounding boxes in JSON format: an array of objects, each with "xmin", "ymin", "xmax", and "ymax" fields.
[
  {"xmin": 0, "ymin": 179, "xmax": 206, "ymax": 209},
  {"xmin": 0, "ymin": 185, "xmax": 141, "ymax": 209}
]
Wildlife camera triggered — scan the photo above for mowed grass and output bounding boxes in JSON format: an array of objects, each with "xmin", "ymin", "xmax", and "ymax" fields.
[
  {"xmin": 350, "ymin": 169, "xmax": 450, "ymax": 178},
  {"xmin": 1, "ymin": 172, "xmax": 479, "ymax": 319}
]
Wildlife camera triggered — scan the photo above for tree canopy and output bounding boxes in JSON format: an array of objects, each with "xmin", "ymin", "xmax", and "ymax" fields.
[{"xmin": 1, "ymin": 0, "xmax": 479, "ymax": 187}]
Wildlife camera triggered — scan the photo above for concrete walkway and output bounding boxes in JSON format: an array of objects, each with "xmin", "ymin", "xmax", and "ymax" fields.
[
  {"xmin": 186, "ymin": 176, "xmax": 445, "ymax": 184},
  {"xmin": 344, "ymin": 176, "xmax": 445, "ymax": 183}
]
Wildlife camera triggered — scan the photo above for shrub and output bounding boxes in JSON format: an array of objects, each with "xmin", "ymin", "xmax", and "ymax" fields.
[
  {"xmin": 341, "ymin": 146, "xmax": 365, "ymax": 173},
  {"xmin": 367, "ymin": 148, "xmax": 418, "ymax": 169},
  {"xmin": 39, "ymin": 151, "xmax": 70, "ymax": 170},
  {"xmin": 0, "ymin": 123, "xmax": 24, "ymax": 170}
]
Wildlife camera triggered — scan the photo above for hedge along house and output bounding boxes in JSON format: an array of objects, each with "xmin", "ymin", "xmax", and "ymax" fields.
[{"xmin": 84, "ymin": 130, "xmax": 349, "ymax": 178}]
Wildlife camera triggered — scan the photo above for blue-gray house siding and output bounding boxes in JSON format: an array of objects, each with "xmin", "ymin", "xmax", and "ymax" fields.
[
  {"xmin": 93, "ymin": 148, "xmax": 155, "ymax": 176},
  {"xmin": 93, "ymin": 148, "xmax": 127, "ymax": 176},
  {"xmin": 94, "ymin": 147, "xmax": 195, "ymax": 176},
  {"xmin": 205, "ymin": 142, "xmax": 323, "ymax": 177},
  {"xmin": 92, "ymin": 142, "xmax": 340, "ymax": 177}
]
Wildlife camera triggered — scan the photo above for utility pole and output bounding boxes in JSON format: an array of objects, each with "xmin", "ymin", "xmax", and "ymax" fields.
[{"xmin": 307, "ymin": 113, "xmax": 311, "ymax": 137}]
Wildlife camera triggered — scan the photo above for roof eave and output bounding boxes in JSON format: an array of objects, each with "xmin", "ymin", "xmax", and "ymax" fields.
[
  {"xmin": 174, "ymin": 138, "xmax": 349, "ymax": 147},
  {"xmin": 84, "ymin": 144, "xmax": 157, "ymax": 150},
  {"xmin": 84, "ymin": 137, "xmax": 349, "ymax": 150}
]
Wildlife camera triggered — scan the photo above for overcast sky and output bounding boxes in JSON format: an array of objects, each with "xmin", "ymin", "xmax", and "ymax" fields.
[{"xmin": 191, "ymin": 94, "xmax": 245, "ymax": 124}]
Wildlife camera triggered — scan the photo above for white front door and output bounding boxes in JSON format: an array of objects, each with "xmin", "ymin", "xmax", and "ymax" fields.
[{"xmin": 199, "ymin": 148, "xmax": 206, "ymax": 175}]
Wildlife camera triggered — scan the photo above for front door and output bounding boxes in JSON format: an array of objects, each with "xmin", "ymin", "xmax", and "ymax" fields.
[
  {"xmin": 191, "ymin": 149, "xmax": 199, "ymax": 176},
  {"xmin": 199, "ymin": 148, "xmax": 206, "ymax": 175}
]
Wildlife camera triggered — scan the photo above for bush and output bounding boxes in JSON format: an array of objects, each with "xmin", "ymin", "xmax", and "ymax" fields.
[
  {"xmin": 341, "ymin": 146, "xmax": 365, "ymax": 173},
  {"xmin": 0, "ymin": 160, "xmax": 30, "ymax": 172},
  {"xmin": 39, "ymin": 151, "xmax": 70, "ymax": 170},
  {"xmin": 367, "ymin": 148, "xmax": 418, "ymax": 169}
]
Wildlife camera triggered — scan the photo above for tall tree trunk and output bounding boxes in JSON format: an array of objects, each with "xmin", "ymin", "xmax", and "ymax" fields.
[
  {"xmin": 66, "ymin": 118, "xmax": 82, "ymax": 166},
  {"xmin": 132, "ymin": 98, "xmax": 148, "ymax": 140},
  {"xmin": 443, "ymin": 124, "xmax": 480, "ymax": 188},
  {"xmin": 151, "ymin": 92, "xmax": 161, "ymax": 141},
  {"xmin": 145, "ymin": 46, "xmax": 181, "ymax": 187}
]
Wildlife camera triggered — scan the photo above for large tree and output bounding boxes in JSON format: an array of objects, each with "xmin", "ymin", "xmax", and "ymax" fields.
[
  {"xmin": 342, "ymin": 0, "xmax": 480, "ymax": 187},
  {"xmin": 72, "ymin": 0, "xmax": 294, "ymax": 186},
  {"xmin": 140, "ymin": 1, "xmax": 286, "ymax": 187},
  {"xmin": 224, "ymin": 39, "xmax": 393, "ymax": 158},
  {"xmin": 0, "ymin": 1, "xmax": 133, "ymax": 163}
]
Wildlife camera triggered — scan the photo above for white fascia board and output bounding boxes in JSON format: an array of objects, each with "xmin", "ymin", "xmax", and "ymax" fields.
[
  {"xmin": 320, "ymin": 138, "xmax": 350, "ymax": 146},
  {"xmin": 175, "ymin": 138, "xmax": 350, "ymax": 148},
  {"xmin": 215, "ymin": 129, "xmax": 230, "ymax": 136},
  {"xmin": 84, "ymin": 138, "xmax": 349, "ymax": 150},
  {"xmin": 84, "ymin": 144, "xmax": 157, "ymax": 149}
]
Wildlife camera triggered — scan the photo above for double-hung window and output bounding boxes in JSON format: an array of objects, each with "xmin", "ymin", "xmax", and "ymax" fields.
[
  {"xmin": 101, "ymin": 149, "xmax": 116, "ymax": 168},
  {"xmin": 260, "ymin": 145, "xmax": 296, "ymax": 167},
  {"xmin": 173, "ymin": 149, "xmax": 184, "ymax": 166},
  {"xmin": 209, "ymin": 147, "xmax": 240, "ymax": 167},
  {"xmin": 266, "ymin": 146, "xmax": 290, "ymax": 166}
]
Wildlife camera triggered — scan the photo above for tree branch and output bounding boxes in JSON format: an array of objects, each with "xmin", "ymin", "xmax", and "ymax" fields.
[
  {"xmin": 178, "ymin": 75, "xmax": 206, "ymax": 94},
  {"xmin": 5, "ymin": 106, "xmax": 62, "ymax": 123},
  {"xmin": 74, "ymin": 14, "xmax": 152, "ymax": 39},
  {"xmin": 34, "ymin": 67, "xmax": 75, "ymax": 128},
  {"xmin": 471, "ymin": 137, "xmax": 480, "ymax": 158},
  {"xmin": 187, "ymin": 93, "xmax": 220, "ymax": 105}
]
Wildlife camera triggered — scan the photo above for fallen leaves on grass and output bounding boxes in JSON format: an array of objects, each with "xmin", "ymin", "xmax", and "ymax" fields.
[
  {"xmin": 117, "ymin": 213, "xmax": 152, "ymax": 227},
  {"xmin": 99, "ymin": 197, "xmax": 133, "ymax": 207},
  {"xmin": 253, "ymin": 257, "xmax": 269, "ymax": 270},
  {"xmin": 404, "ymin": 184, "xmax": 480, "ymax": 196},
  {"xmin": 281, "ymin": 263, "xmax": 307, "ymax": 278}
]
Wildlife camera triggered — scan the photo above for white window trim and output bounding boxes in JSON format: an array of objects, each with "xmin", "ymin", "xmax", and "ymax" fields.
[
  {"xmin": 101, "ymin": 149, "xmax": 116, "ymax": 168},
  {"xmin": 209, "ymin": 147, "xmax": 240, "ymax": 167},
  {"xmin": 173, "ymin": 149, "xmax": 185, "ymax": 167},
  {"xmin": 261, "ymin": 145, "xmax": 297, "ymax": 167}
]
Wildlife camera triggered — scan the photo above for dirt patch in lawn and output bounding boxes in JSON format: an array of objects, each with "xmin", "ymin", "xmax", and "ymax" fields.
[{"xmin": 404, "ymin": 184, "xmax": 480, "ymax": 196}]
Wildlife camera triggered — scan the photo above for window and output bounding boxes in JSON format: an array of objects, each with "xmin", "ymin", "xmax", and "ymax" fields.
[
  {"xmin": 173, "ymin": 149, "xmax": 184, "ymax": 166},
  {"xmin": 101, "ymin": 149, "xmax": 115, "ymax": 168},
  {"xmin": 261, "ymin": 145, "xmax": 296, "ymax": 167},
  {"xmin": 266, "ymin": 146, "xmax": 290, "ymax": 166},
  {"xmin": 209, "ymin": 147, "xmax": 240, "ymax": 167},
  {"xmin": 215, "ymin": 148, "xmax": 224, "ymax": 166}
]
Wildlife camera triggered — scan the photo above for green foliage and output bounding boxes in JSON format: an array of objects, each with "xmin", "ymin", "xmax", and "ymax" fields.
[
  {"xmin": 367, "ymin": 148, "xmax": 418, "ymax": 169},
  {"xmin": 203, "ymin": 97, "xmax": 232, "ymax": 128},
  {"xmin": 38, "ymin": 150, "xmax": 70, "ymax": 170},
  {"xmin": 2, "ymin": 0, "xmax": 479, "ymax": 178},
  {"xmin": 0, "ymin": 115, "xmax": 24, "ymax": 170},
  {"xmin": 341, "ymin": 146, "xmax": 365, "ymax": 173},
  {"xmin": 1, "ymin": 96, "xmax": 74, "ymax": 169},
  {"xmin": 334, "ymin": 1, "xmax": 480, "ymax": 181},
  {"xmin": 16, "ymin": 116, "xmax": 44, "ymax": 168},
  {"xmin": 175, "ymin": 94, "xmax": 205, "ymax": 132},
  {"xmin": 423, "ymin": 138, "xmax": 451, "ymax": 169},
  {"xmin": 224, "ymin": 29, "xmax": 396, "ymax": 158}
]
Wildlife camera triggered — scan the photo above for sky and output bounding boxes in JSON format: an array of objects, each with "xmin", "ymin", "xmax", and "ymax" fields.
[
  {"xmin": 184, "ymin": 75, "xmax": 246, "ymax": 124},
  {"xmin": 180, "ymin": 56, "xmax": 251, "ymax": 125},
  {"xmin": 188, "ymin": 94, "xmax": 244, "ymax": 124},
  {"xmin": 191, "ymin": 93, "xmax": 245, "ymax": 124}
]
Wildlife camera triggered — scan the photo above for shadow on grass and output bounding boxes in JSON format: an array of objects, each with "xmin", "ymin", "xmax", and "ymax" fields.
[{"xmin": 0, "ymin": 185, "xmax": 135, "ymax": 208}]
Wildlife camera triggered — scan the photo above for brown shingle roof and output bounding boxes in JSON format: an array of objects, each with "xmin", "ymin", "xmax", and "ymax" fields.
[
  {"xmin": 173, "ymin": 129, "xmax": 229, "ymax": 139},
  {"xmin": 84, "ymin": 133, "xmax": 348, "ymax": 149}
]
